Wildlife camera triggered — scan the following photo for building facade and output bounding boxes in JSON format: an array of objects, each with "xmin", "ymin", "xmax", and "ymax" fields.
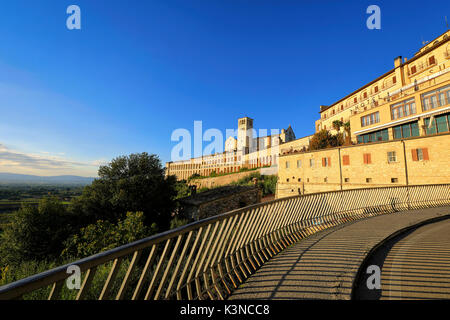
[
  {"xmin": 276, "ymin": 133, "xmax": 450, "ymax": 198},
  {"xmin": 277, "ymin": 30, "xmax": 450, "ymax": 198},
  {"xmin": 166, "ymin": 117, "xmax": 302, "ymax": 180},
  {"xmin": 316, "ymin": 30, "xmax": 450, "ymax": 142},
  {"xmin": 167, "ymin": 30, "xmax": 450, "ymax": 195}
]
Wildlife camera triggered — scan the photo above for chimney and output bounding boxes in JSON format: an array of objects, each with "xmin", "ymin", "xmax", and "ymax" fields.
[{"xmin": 394, "ymin": 56, "xmax": 402, "ymax": 68}]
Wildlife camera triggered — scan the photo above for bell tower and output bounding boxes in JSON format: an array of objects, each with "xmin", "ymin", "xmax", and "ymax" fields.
[{"xmin": 237, "ymin": 117, "xmax": 253, "ymax": 154}]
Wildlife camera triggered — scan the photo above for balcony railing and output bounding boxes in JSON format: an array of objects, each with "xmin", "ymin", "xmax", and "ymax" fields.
[{"xmin": 0, "ymin": 184, "xmax": 449, "ymax": 300}]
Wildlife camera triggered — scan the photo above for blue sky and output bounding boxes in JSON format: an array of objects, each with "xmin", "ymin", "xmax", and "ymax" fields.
[{"xmin": 0, "ymin": 0, "xmax": 449, "ymax": 177}]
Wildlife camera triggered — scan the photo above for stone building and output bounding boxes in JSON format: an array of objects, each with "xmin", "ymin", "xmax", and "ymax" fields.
[
  {"xmin": 167, "ymin": 30, "xmax": 450, "ymax": 198},
  {"xmin": 166, "ymin": 117, "xmax": 300, "ymax": 180},
  {"xmin": 316, "ymin": 30, "xmax": 450, "ymax": 142},
  {"xmin": 277, "ymin": 30, "xmax": 450, "ymax": 198},
  {"xmin": 276, "ymin": 133, "xmax": 450, "ymax": 198}
]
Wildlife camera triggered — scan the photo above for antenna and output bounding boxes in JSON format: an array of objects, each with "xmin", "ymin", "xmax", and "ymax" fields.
[{"xmin": 446, "ymin": 16, "xmax": 449, "ymax": 30}]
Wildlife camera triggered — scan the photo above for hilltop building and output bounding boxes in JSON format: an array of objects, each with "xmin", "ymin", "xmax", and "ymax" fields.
[
  {"xmin": 166, "ymin": 117, "xmax": 303, "ymax": 180},
  {"xmin": 277, "ymin": 30, "xmax": 450, "ymax": 197},
  {"xmin": 167, "ymin": 30, "xmax": 450, "ymax": 196}
]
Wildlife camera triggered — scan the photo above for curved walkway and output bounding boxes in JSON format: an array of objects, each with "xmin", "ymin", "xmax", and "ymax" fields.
[
  {"xmin": 354, "ymin": 218, "xmax": 450, "ymax": 300},
  {"xmin": 229, "ymin": 206, "xmax": 450, "ymax": 300}
]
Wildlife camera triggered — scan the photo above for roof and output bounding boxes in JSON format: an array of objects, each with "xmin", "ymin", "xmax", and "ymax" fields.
[{"xmin": 319, "ymin": 30, "xmax": 450, "ymax": 114}]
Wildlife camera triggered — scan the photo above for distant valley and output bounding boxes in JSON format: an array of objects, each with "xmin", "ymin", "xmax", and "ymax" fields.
[{"xmin": 0, "ymin": 173, "xmax": 95, "ymax": 185}]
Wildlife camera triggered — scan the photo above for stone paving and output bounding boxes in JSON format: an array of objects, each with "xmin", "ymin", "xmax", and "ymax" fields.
[{"xmin": 229, "ymin": 206, "xmax": 450, "ymax": 300}]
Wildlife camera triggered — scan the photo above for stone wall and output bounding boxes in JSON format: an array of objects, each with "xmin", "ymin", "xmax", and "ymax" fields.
[
  {"xmin": 178, "ymin": 186, "xmax": 262, "ymax": 221},
  {"xmin": 276, "ymin": 133, "xmax": 450, "ymax": 198},
  {"xmin": 189, "ymin": 169, "xmax": 263, "ymax": 189}
]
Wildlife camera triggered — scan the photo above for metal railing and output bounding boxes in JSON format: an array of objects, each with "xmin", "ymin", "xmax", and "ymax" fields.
[{"xmin": 0, "ymin": 184, "xmax": 449, "ymax": 300}]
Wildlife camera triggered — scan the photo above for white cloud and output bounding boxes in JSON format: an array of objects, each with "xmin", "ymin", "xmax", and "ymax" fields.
[{"xmin": 0, "ymin": 143, "xmax": 99, "ymax": 177}]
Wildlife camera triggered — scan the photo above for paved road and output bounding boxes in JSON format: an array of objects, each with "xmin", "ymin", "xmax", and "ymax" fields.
[{"xmin": 228, "ymin": 206, "xmax": 450, "ymax": 300}]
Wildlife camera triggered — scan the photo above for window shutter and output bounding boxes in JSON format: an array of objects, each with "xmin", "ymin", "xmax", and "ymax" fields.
[
  {"xmin": 363, "ymin": 154, "xmax": 367, "ymax": 164},
  {"xmin": 393, "ymin": 76, "xmax": 396, "ymax": 84},
  {"xmin": 328, "ymin": 157, "xmax": 331, "ymax": 167},
  {"xmin": 322, "ymin": 158, "xmax": 326, "ymax": 167},
  {"xmin": 422, "ymin": 148, "xmax": 429, "ymax": 160},
  {"xmin": 411, "ymin": 149, "xmax": 418, "ymax": 161},
  {"xmin": 367, "ymin": 154, "xmax": 371, "ymax": 164},
  {"xmin": 343, "ymin": 155, "xmax": 350, "ymax": 165},
  {"xmin": 429, "ymin": 56, "xmax": 435, "ymax": 65}
]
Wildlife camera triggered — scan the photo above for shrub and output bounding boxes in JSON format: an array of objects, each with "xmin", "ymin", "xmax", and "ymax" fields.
[
  {"xmin": 70, "ymin": 153, "xmax": 177, "ymax": 231},
  {"xmin": 170, "ymin": 216, "xmax": 189, "ymax": 229},
  {"xmin": 62, "ymin": 212, "xmax": 153, "ymax": 259},
  {"xmin": 0, "ymin": 197, "xmax": 73, "ymax": 266},
  {"xmin": 309, "ymin": 129, "xmax": 344, "ymax": 151}
]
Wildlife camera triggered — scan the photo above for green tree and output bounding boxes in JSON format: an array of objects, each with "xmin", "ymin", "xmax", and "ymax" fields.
[
  {"xmin": 332, "ymin": 120, "xmax": 344, "ymax": 132},
  {"xmin": 62, "ymin": 212, "xmax": 152, "ymax": 259},
  {"xmin": 209, "ymin": 170, "xmax": 218, "ymax": 177},
  {"xmin": 309, "ymin": 129, "xmax": 344, "ymax": 151},
  {"xmin": 262, "ymin": 175, "xmax": 278, "ymax": 196},
  {"xmin": 309, "ymin": 130, "xmax": 332, "ymax": 150},
  {"xmin": 70, "ymin": 153, "xmax": 177, "ymax": 231},
  {"xmin": 0, "ymin": 197, "xmax": 73, "ymax": 266},
  {"xmin": 174, "ymin": 180, "xmax": 191, "ymax": 199},
  {"xmin": 187, "ymin": 173, "xmax": 201, "ymax": 181},
  {"xmin": 343, "ymin": 121, "xmax": 351, "ymax": 144}
]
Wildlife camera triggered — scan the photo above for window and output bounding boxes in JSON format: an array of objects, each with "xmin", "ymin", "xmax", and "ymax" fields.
[
  {"xmin": 429, "ymin": 56, "xmax": 436, "ymax": 65},
  {"xmin": 361, "ymin": 112, "xmax": 380, "ymax": 127},
  {"xmin": 411, "ymin": 65, "xmax": 417, "ymax": 74},
  {"xmin": 363, "ymin": 153, "xmax": 372, "ymax": 164},
  {"xmin": 392, "ymin": 76, "xmax": 396, "ymax": 84},
  {"xmin": 387, "ymin": 151, "xmax": 397, "ymax": 163},
  {"xmin": 422, "ymin": 84, "xmax": 450, "ymax": 111},
  {"xmin": 393, "ymin": 121, "xmax": 419, "ymax": 139},
  {"xmin": 357, "ymin": 129, "xmax": 388, "ymax": 144},
  {"xmin": 411, "ymin": 148, "xmax": 429, "ymax": 161},
  {"xmin": 391, "ymin": 178, "xmax": 398, "ymax": 183},
  {"xmin": 424, "ymin": 113, "xmax": 450, "ymax": 135},
  {"xmin": 417, "ymin": 149, "xmax": 423, "ymax": 161},
  {"xmin": 344, "ymin": 178, "xmax": 350, "ymax": 183},
  {"xmin": 309, "ymin": 159, "xmax": 314, "ymax": 167},
  {"xmin": 324, "ymin": 177, "xmax": 328, "ymax": 183},
  {"xmin": 354, "ymin": 97, "xmax": 358, "ymax": 103},
  {"xmin": 285, "ymin": 161, "xmax": 290, "ymax": 169},
  {"xmin": 298, "ymin": 178, "xmax": 301, "ymax": 182},
  {"xmin": 366, "ymin": 178, "xmax": 372, "ymax": 183},
  {"xmin": 374, "ymin": 86, "xmax": 379, "ymax": 93},
  {"xmin": 391, "ymin": 98, "xmax": 416, "ymax": 120},
  {"xmin": 297, "ymin": 160, "xmax": 302, "ymax": 168},
  {"xmin": 286, "ymin": 178, "xmax": 290, "ymax": 182},
  {"xmin": 322, "ymin": 157, "xmax": 331, "ymax": 167},
  {"xmin": 342, "ymin": 155, "xmax": 350, "ymax": 165},
  {"xmin": 363, "ymin": 92, "xmax": 367, "ymax": 99}
]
